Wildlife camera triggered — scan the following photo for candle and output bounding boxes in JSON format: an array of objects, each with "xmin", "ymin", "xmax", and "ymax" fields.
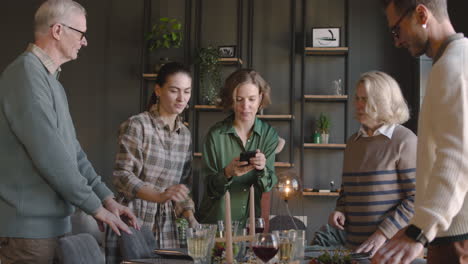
[
  {"xmin": 249, "ymin": 185, "xmax": 255, "ymax": 237},
  {"xmin": 225, "ymin": 190, "xmax": 233, "ymax": 263}
]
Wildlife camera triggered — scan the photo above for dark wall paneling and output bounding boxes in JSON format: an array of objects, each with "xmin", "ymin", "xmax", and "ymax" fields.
[{"xmin": 0, "ymin": 0, "xmax": 440, "ymax": 241}]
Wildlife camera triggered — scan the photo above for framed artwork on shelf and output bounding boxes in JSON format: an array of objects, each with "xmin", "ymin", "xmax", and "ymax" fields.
[
  {"xmin": 218, "ymin": 45, "xmax": 236, "ymax": 58},
  {"xmin": 311, "ymin": 27, "xmax": 340, "ymax": 47}
]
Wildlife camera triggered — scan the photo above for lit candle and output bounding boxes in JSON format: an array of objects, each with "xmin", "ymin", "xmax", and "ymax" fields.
[
  {"xmin": 225, "ymin": 190, "xmax": 233, "ymax": 263},
  {"xmin": 249, "ymin": 185, "xmax": 255, "ymax": 237}
]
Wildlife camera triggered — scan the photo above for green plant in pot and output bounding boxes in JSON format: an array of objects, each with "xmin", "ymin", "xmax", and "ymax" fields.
[
  {"xmin": 317, "ymin": 113, "xmax": 331, "ymax": 144},
  {"xmin": 195, "ymin": 46, "xmax": 222, "ymax": 105},
  {"xmin": 146, "ymin": 17, "xmax": 183, "ymax": 72}
]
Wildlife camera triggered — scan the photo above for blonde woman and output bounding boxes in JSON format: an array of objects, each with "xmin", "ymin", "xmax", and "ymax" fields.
[{"xmin": 328, "ymin": 71, "xmax": 417, "ymax": 256}]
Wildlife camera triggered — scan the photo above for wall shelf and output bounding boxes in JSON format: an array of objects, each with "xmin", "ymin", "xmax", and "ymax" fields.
[
  {"xmin": 218, "ymin": 58, "xmax": 243, "ymax": 65},
  {"xmin": 257, "ymin": 114, "xmax": 294, "ymax": 120},
  {"xmin": 303, "ymin": 143, "xmax": 346, "ymax": 149},
  {"xmin": 303, "ymin": 191, "xmax": 339, "ymax": 197},
  {"xmin": 305, "ymin": 47, "xmax": 349, "ymax": 56},
  {"xmin": 194, "ymin": 105, "xmax": 222, "ymax": 111},
  {"xmin": 304, "ymin": 95, "xmax": 348, "ymax": 102},
  {"xmin": 142, "ymin": 73, "xmax": 158, "ymax": 80}
]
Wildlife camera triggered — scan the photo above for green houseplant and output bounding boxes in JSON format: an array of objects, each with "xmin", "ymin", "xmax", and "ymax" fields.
[
  {"xmin": 317, "ymin": 113, "xmax": 331, "ymax": 144},
  {"xmin": 146, "ymin": 17, "xmax": 183, "ymax": 72},
  {"xmin": 195, "ymin": 46, "xmax": 222, "ymax": 105}
]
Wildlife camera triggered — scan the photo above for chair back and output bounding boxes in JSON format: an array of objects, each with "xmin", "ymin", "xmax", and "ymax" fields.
[
  {"xmin": 269, "ymin": 215, "xmax": 306, "ymax": 231},
  {"xmin": 120, "ymin": 226, "xmax": 157, "ymax": 260},
  {"xmin": 57, "ymin": 233, "xmax": 105, "ymax": 264}
]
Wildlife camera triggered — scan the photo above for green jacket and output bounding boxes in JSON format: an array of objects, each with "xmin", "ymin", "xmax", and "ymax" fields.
[
  {"xmin": 0, "ymin": 49, "xmax": 112, "ymax": 238},
  {"xmin": 197, "ymin": 115, "xmax": 278, "ymax": 225}
]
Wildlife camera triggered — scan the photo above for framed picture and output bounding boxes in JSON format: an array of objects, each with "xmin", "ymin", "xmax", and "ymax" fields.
[
  {"xmin": 218, "ymin": 45, "xmax": 236, "ymax": 58},
  {"xmin": 311, "ymin": 27, "xmax": 340, "ymax": 47}
]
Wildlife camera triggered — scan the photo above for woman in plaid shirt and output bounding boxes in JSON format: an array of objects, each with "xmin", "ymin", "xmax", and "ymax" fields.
[{"xmin": 105, "ymin": 62, "xmax": 197, "ymax": 263}]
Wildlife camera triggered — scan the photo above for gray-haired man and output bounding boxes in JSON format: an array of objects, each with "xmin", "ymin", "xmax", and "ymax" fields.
[{"xmin": 0, "ymin": 1, "xmax": 138, "ymax": 263}]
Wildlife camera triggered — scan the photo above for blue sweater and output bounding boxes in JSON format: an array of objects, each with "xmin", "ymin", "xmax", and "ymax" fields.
[{"xmin": 0, "ymin": 51, "xmax": 112, "ymax": 238}]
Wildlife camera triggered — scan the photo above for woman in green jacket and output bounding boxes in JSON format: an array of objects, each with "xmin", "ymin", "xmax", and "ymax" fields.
[{"xmin": 197, "ymin": 69, "xmax": 279, "ymax": 225}]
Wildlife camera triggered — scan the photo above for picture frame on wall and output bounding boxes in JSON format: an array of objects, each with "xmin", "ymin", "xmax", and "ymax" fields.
[
  {"xmin": 311, "ymin": 27, "xmax": 340, "ymax": 47},
  {"xmin": 218, "ymin": 45, "xmax": 236, "ymax": 58}
]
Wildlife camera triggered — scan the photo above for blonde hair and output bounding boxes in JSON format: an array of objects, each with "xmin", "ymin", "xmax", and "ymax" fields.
[
  {"xmin": 357, "ymin": 71, "xmax": 409, "ymax": 125},
  {"xmin": 218, "ymin": 69, "xmax": 272, "ymax": 111},
  {"xmin": 34, "ymin": 0, "xmax": 86, "ymax": 35}
]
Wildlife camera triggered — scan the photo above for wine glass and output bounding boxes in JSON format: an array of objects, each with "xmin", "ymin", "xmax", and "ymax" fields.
[
  {"xmin": 246, "ymin": 217, "xmax": 265, "ymax": 234},
  {"xmin": 252, "ymin": 233, "xmax": 279, "ymax": 264}
]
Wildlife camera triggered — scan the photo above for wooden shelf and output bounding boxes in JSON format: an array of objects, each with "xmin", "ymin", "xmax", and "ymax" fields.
[
  {"xmin": 304, "ymin": 143, "xmax": 346, "ymax": 149},
  {"xmin": 194, "ymin": 105, "xmax": 222, "ymax": 111},
  {"xmin": 194, "ymin": 152, "xmax": 292, "ymax": 168},
  {"xmin": 142, "ymin": 73, "xmax": 158, "ymax": 80},
  {"xmin": 305, "ymin": 47, "xmax": 349, "ymax": 55},
  {"xmin": 304, "ymin": 95, "xmax": 348, "ymax": 102},
  {"xmin": 218, "ymin": 58, "xmax": 243, "ymax": 65},
  {"xmin": 303, "ymin": 191, "xmax": 339, "ymax": 197},
  {"xmin": 257, "ymin": 114, "xmax": 294, "ymax": 120},
  {"xmin": 274, "ymin": 162, "xmax": 294, "ymax": 168}
]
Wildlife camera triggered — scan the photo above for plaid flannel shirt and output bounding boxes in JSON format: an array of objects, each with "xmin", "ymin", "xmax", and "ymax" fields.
[{"xmin": 105, "ymin": 105, "xmax": 194, "ymax": 263}]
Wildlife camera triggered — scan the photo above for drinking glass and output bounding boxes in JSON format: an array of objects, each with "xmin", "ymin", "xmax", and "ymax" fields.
[
  {"xmin": 252, "ymin": 233, "xmax": 279, "ymax": 264},
  {"xmin": 246, "ymin": 217, "xmax": 265, "ymax": 234},
  {"xmin": 273, "ymin": 230, "xmax": 296, "ymax": 263},
  {"xmin": 201, "ymin": 224, "xmax": 217, "ymax": 264},
  {"xmin": 293, "ymin": 230, "xmax": 306, "ymax": 260},
  {"xmin": 187, "ymin": 225, "xmax": 215, "ymax": 264}
]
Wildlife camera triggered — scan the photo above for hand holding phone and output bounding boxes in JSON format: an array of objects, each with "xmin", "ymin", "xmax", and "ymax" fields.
[{"xmin": 239, "ymin": 151, "xmax": 257, "ymax": 164}]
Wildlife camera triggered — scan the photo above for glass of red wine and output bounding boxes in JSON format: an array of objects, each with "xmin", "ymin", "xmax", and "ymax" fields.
[
  {"xmin": 246, "ymin": 217, "xmax": 265, "ymax": 234},
  {"xmin": 252, "ymin": 233, "xmax": 279, "ymax": 263}
]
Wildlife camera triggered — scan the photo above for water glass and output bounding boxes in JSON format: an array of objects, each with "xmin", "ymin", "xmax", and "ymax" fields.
[
  {"xmin": 187, "ymin": 225, "xmax": 216, "ymax": 264},
  {"xmin": 293, "ymin": 230, "xmax": 306, "ymax": 260},
  {"xmin": 273, "ymin": 230, "xmax": 297, "ymax": 263}
]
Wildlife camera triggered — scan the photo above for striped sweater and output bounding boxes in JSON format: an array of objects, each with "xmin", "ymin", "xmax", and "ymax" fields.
[{"xmin": 335, "ymin": 125, "xmax": 417, "ymax": 248}]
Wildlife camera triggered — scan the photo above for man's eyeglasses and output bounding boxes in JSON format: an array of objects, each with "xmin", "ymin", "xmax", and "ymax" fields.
[
  {"xmin": 390, "ymin": 7, "xmax": 414, "ymax": 39},
  {"xmin": 51, "ymin": 23, "xmax": 87, "ymax": 40}
]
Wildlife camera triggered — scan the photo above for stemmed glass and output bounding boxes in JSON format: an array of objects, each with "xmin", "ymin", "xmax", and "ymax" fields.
[
  {"xmin": 246, "ymin": 217, "xmax": 265, "ymax": 234},
  {"xmin": 252, "ymin": 233, "xmax": 279, "ymax": 264}
]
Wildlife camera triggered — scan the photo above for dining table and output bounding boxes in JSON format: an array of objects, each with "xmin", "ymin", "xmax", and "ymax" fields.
[{"xmin": 121, "ymin": 246, "xmax": 427, "ymax": 264}]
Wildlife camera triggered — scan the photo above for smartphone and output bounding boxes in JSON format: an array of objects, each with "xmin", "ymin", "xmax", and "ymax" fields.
[{"xmin": 239, "ymin": 151, "xmax": 257, "ymax": 164}]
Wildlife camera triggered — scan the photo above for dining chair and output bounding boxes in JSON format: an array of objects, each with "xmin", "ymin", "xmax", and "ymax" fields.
[
  {"xmin": 56, "ymin": 233, "xmax": 105, "ymax": 264},
  {"xmin": 120, "ymin": 226, "xmax": 158, "ymax": 260}
]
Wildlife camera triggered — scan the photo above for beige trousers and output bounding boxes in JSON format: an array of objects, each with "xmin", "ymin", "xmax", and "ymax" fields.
[{"xmin": 0, "ymin": 237, "xmax": 59, "ymax": 264}]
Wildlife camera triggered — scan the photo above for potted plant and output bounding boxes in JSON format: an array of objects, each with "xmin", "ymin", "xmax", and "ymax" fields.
[
  {"xmin": 195, "ymin": 46, "xmax": 222, "ymax": 105},
  {"xmin": 317, "ymin": 113, "xmax": 330, "ymax": 144},
  {"xmin": 146, "ymin": 17, "xmax": 183, "ymax": 72}
]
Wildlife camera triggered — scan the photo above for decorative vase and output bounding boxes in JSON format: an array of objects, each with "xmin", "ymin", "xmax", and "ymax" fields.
[
  {"xmin": 313, "ymin": 131, "xmax": 322, "ymax": 144},
  {"xmin": 321, "ymin": 133, "xmax": 329, "ymax": 144}
]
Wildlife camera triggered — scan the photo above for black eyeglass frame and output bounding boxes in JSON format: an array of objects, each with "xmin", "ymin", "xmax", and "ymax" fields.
[
  {"xmin": 390, "ymin": 7, "xmax": 415, "ymax": 39},
  {"xmin": 50, "ymin": 23, "xmax": 87, "ymax": 40}
]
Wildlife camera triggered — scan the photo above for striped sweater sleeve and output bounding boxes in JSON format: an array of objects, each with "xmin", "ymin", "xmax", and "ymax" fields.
[{"xmin": 378, "ymin": 134, "xmax": 417, "ymax": 238}]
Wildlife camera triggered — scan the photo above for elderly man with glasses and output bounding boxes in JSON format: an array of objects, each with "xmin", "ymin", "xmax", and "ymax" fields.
[
  {"xmin": 0, "ymin": 1, "xmax": 138, "ymax": 263},
  {"xmin": 372, "ymin": 0, "xmax": 468, "ymax": 264}
]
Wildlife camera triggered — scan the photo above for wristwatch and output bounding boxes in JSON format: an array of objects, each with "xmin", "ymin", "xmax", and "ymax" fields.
[{"xmin": 405, "ymin": 224, "xmax": 429, "ymax": 246}]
